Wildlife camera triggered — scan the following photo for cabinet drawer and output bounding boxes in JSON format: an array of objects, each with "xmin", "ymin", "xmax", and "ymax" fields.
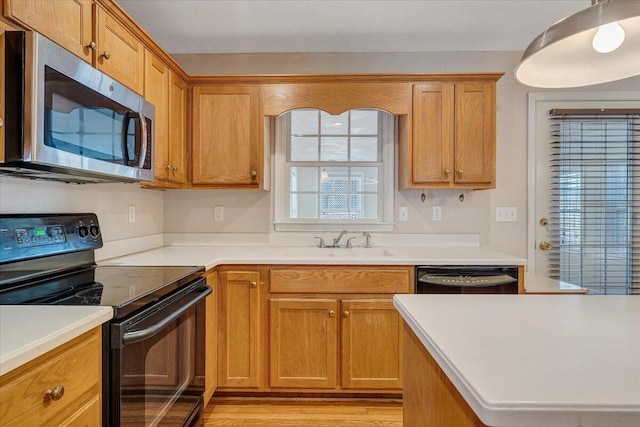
[
  {"xmin": 0, "ymin": 327, "xmax": 101, "ymax": 427},
  {"xmin": 270, "ymin": 267, "xmax": 412, "ymax": 294}
]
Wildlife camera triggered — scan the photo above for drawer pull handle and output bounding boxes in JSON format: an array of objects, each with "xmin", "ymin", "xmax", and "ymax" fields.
[
  {"xmin": 250, "ymin": 281, "xmax": 257, "ymax": 288},
  {"xmin": 44, "ymin": 385, "xmax": 65, "ymax": 402}
]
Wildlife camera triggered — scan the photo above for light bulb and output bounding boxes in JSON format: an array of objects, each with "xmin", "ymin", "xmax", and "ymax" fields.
[{"xmin": 592, "ymin": 22, "xmax": 625, "ymax": 53}]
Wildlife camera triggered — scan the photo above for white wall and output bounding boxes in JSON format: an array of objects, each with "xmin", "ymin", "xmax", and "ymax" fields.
[{"xmin": 0, "ymin": 177, "xmax": 164, "ymax": 244}]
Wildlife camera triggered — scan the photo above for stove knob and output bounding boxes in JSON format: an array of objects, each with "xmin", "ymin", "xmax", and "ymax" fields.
[
  {"xmin": 78, "ymin": 226, "xmax": 89, "ymax": 238},
  {"xmin": 89, "ymin": 225, "xmax": 100, "ymax": 238}
]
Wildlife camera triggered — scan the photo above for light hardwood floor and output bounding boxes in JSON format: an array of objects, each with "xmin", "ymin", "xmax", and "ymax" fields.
[{"xmin": 204, "ymin": 398, "xmax": 403, "ymax": 426}]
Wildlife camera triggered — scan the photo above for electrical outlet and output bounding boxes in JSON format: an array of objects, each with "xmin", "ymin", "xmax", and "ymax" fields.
[
  {"xmin": 399, "ymin": 207, "xmax": 409, "ymax": 221},
  {"xmin": 432, "ymin": 206, "xmax": 442, "ymax": 221},
  {"xmin": 496, "ymin": 207, "xmax": 518, "ymax": 222},
  {"xmin": 214, "ymin": 206, "xmax": 224, "ymax": 222},
  {"xmin": 128, "ymin": 205, "xmax": 136, "ymax": 224}
]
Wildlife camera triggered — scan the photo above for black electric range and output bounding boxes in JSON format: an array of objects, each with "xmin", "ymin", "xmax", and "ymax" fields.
[{"xmin": 0, "ymin": 213, "xmax": 209, "ymax": 427}]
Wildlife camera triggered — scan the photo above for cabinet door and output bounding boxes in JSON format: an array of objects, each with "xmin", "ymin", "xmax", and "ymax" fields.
[
  {"xmin": 192, "ymin": 85, "xmax": 263, "ymax": 187},
  {"xmin": 144, "ymin": 50, "xmax": 169, "ymax": 182},
  {"xmin": 95, "ymin": 5, "xmax": 144, "ymax": 94},
  {"xmin": 269, "ymin": 298, "xmax": 338, "ymax": 389},
  {"xmin": 341, "ymin": 299, "xmax": 403, "ymax": 390},
  {"xmin": 217, "ymin": 270, "xmax": 261, "ymax": 388},
  {"xmin": 454, "ymin": 82, "xmax": 496, "ymax": 187},
  {"xmin": 204, "ymin": 271, "xmax": 217, "ymax": 403},
  {"xmin": 4, "ymin": 0, "xmax": 93, "ymax": 62},
  {"xmin": 168, "ymin": 73, "xmax": 188, "ymax": 184},
  {"xmin": 411, "ymin": 83, "xmax": 454, "ymax": 186}
]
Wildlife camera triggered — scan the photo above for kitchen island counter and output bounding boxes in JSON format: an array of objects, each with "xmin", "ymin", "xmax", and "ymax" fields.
[
  {"xmin": 394, "ymin": 294, "xmax": 640, "ymax": 426},
  {"xmin": 0, "ymin": 306, "xmax": 113, "ymax": 376}
]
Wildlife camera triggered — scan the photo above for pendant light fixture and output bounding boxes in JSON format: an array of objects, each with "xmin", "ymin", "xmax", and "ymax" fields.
[{"xmin": 515, "ymin": 0, "xmax": 640, "ymax": 88}]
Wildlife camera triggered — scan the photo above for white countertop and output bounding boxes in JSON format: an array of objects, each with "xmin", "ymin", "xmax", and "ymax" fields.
[
  {"xmin": 524, "ymin": 273, "xmax": 587, "ymax": 294},
  {"xmin": 0, "ymin": 306, "xmax": 113, "ymax": 376},
  {"xmin": 102, "ymin": 245, "xmax": 527, "ymax": 269},
  {"xmin": 394, "ymin": 295, "xmax": 640, "ymax": 427}
]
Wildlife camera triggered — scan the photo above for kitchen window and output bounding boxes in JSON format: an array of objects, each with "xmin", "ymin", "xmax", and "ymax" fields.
[{"xmin": 274, "ymin": 109, "xmax": 395, "ymax": 231}]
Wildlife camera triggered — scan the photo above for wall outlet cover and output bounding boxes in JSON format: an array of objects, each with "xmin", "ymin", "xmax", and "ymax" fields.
[
  {"xmin": 214, "ymin": 206, "xmax": 224, "ymax": 221},
  {"xmin": 399, "ymin": 207, "xmax": 409, "ymax": 221}
]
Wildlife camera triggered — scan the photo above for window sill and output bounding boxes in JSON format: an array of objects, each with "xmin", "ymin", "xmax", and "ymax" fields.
[{"xmin": 274, "ymin": 222, "xmax": 394, "ymax": 232}]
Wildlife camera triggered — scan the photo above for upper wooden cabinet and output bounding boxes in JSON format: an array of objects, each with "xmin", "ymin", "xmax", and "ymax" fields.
[
  {"xmin": 400, "ymin": 80, "xmax": 497, "ymax": 189},
  {"xmin": 3, "ymin": 0, "xmax": 94, "ymax": 62},
  {"xmin": 191, "ymin": 85, "xmax": 264, "ymax": 188},
  {"xmin": 144, "ymin": 51, "xmax": 187, "ymax": 187},
  {"xmin": 94, "ymin": 4, "xmax": 144, "ymax": 94},
  {"xmin": 4, "ymin": 0, "xmax": 145, "ymax": 94}
]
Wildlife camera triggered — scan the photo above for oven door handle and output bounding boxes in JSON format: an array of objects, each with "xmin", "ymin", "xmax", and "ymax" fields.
[{"xmin": 121, "ymin": 285, "xmax": 211, "ymax": 346}]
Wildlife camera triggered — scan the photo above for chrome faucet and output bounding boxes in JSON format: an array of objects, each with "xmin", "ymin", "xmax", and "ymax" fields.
[
  {"xmin": 362, "ymin": 232, "xmax": 371, "ymax": 248},
  {"xmin": 331, "ymin": 230, "xmax": 349, "ymax": 248}
]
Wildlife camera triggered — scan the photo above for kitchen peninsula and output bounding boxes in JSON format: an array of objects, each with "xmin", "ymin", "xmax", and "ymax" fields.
[{"xmin": 394, "ymin": 294, "xmax": 640, "ymax": 427}]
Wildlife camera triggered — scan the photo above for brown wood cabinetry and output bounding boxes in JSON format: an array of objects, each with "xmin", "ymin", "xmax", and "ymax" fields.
[
  {"xmin": 144, "ymin": 51, "xmax": 187, "ymax": 187},
  {"xmin": 0, "ymin": 327, "xmax": 102, "ymax": 427},
  {"xmin": 341, "ymin": 299, "xmax": 402, "ymax": 390},
  {"xmin": 268, "ymin": 265, "xmax": 411, "ymax": 393},
  {"xmin": 204, "ymin": 270, "xmax": 218, "ymax": 403},
  {"xmin": 401, "ymin": 80, "xmax": 497, "ymax": 189},
  {"xmin": 217, "ymin": 268, "xmax": 263, "ymax": 389},
  {"xmin": 269, "ymin": 298, "xmax": 339, "ymax": 389},
  {"xmin": 191, "ymin": 85, "xmax": 264, "ymax": 188},
  {"xmin": 4, "ymin": 0, "xmax": 145, "ymax": 94}
]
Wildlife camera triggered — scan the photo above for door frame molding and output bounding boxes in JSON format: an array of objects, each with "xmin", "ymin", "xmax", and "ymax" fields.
[{"xmin": 526, "ymin": 91, "xmax": 640, "ymax": 273}]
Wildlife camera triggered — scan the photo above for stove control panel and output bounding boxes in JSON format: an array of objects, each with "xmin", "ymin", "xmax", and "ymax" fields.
[{"xmin": 0, "ymin": 213, "xmax": 102, "ymax": 264}]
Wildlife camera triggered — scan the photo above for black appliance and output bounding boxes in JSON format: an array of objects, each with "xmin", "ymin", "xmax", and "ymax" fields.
[
  {"xmin": 0, "ymin": 213, "xmax": 210, "ymax": 426},
  {"xmin": 415, "ymin": 266, "xmax": 519, "ymax": 294}
]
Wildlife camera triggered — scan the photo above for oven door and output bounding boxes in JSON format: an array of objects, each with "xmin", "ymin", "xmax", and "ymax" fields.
[{"xmin": 109, "ymin": 279, "xmax": 211, "ymax": 427}]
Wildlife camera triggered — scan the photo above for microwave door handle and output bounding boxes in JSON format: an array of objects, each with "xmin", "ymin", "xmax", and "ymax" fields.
[
  {"xmin": 121, "ymin": 112, "xmax": 132, "ymax": 165},
  {"xmin": 137, "ymin": 111, "xmax": 148, "ymax": 169}
]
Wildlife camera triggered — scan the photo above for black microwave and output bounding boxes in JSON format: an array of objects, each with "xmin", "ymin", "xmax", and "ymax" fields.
[{"xmin": 1, "ymin": 31, "xmax": 155, "ymax": 184}]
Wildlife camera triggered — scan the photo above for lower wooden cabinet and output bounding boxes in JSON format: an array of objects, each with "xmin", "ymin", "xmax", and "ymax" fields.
[
  {"xmin": 217, "ymin": 268, "xmax": 263, "ymax": 389},
  {"xmin": 269, "ymin": 298, "xmax": 339, "ymax": 389},
  {"xmin": 341, "ymin": 299, "xmax": 403, "ymax": 390},
  {"xmin": 0, "ymin": 327, "xmax": 102, "ymax": 427},
  {"xmin": 269, "ymin": 297, "xmax": 403, "ymax": 392}
]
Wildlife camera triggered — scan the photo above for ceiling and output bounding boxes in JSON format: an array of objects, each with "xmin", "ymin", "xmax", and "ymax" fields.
[{"xmin": 117, "ymin": 0, "xmax": 589, "ymax": 55}]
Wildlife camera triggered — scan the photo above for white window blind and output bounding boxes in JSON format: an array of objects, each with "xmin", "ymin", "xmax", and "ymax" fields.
[{"xmin": 548, "ymin": 108, "xmax": 640, "ymax": 295}]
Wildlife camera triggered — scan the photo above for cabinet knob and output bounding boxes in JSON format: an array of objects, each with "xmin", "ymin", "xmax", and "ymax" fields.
[
  {"xmin": 172, "ymin": 166, "xmax": 179, "ymax": 172},
  {"xmin": 444, "ymin": 168, "xmax": 451, "ymax": 177},
  {"xmin": 101, "ymin": 51, "xmax": 111, "ymax": 60},
  {"xmin": 250, "ymin": 281, "xmax": 257, "ymax": 288},
  {"xmin": 343, "ymin": 310, "xmax": 350, "ymax": 317},
  {"xmin": 166, "ymin": 164, "xmax": 172, "ymax": 170},
  {"xmin": 457, "ymin": 169, "xmax": 464, "ymax": 176},
  {"xmin": 44, "ymin": 385, "xmax": 65, "ymax": 402},
  {"xmin": 86, "ymin": 41, "xmax": 97, "ymax": 51},
  {"xmin": 0, "ymin": 117, "xmax": 3, "ymax": 127},
  {"xmin": 329, "ymin": 310, "xmax": 335, "ymax": 317},
  {"xmin": 250, "ymin": 170, "xmax": 257, "ymax": 180}
]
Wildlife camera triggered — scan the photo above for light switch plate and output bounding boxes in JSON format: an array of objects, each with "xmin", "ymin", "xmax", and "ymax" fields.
[
  {"xmin": 432, "ymin": 206, "xmax": 442, "ymax": 221},
  {"xmin": 214, "ymin": 206, "xmax": 224, "ymax": 221},
  {"xmin": 496, "ymin": 207, "xmax": 517, "ymax": 222},
  {"xmin": 128, "ymin": 205, "xmax": 136, "ymax": 224},
  {"xmin": 399, "ymin": 207, "xmax": 409, "ymax": 221}
]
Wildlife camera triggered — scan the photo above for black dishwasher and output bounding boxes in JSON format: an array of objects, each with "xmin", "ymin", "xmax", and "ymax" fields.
[{"xmin": 415, "ymin": 266, "xmax": 519, "ymax": 294}]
